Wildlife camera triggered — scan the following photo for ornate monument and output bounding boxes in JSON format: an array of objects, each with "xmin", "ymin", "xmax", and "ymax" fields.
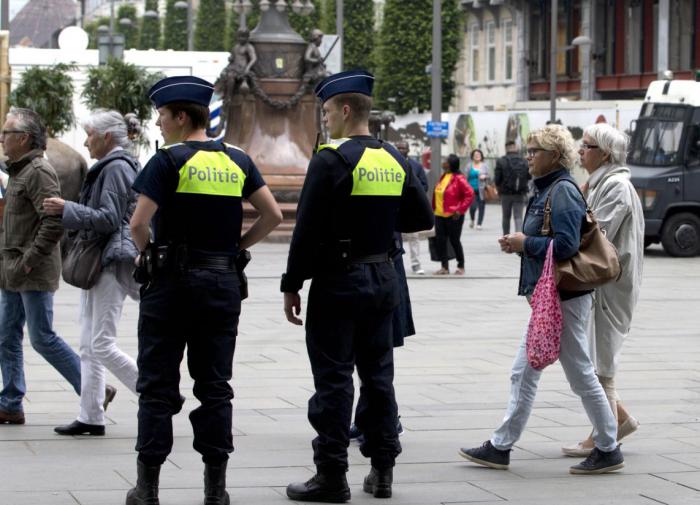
[{"xmin": 214, "ymin": 0, "xmax": 325, "ymax": 212}]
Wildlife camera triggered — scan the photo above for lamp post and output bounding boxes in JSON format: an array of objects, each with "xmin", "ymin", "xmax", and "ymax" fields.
[
  {"xmin": 430, "ymin": 0, "xmax": 442, "ymax": 181},
  {"xmin": 174, "ymin": 0, "xmax": 193, "ymax": 51},
  {"xmin": 549, "ymin": 0, "xmax": 557, "ymax": 123},
  {"xmin": 336, "ymin": 0, "xmax": 343, "ymax": 71},
  {"xmin": 232, "ymin": 0, "xmax": 253, "ymax": 30}
]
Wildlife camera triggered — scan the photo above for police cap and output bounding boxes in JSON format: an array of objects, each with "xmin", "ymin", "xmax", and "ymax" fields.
[
  {"xmin": 314, "ymin": 70, "xmax": 374, "ymax": 103},
  {"xmin": 148, "ymin": 75, "xmax": 214, "ymax": 108}
]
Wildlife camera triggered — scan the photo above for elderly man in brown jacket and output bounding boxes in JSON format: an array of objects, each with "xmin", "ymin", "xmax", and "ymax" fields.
[{"xmin": 0, "ymin": 108, "xmax": 81, "ymax": 425}]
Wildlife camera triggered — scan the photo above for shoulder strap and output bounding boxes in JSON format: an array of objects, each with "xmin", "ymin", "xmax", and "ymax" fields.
[{"xmin": 541, "ymin": 178, "xmax": 591, "ymax": 236}]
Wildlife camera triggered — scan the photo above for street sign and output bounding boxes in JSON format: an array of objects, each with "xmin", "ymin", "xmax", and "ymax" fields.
[{"xmin": 426, "ymin": 121, "xmax": 449, "ymax": 138}]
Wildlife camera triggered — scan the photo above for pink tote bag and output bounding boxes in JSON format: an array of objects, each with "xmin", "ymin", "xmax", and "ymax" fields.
[{"xmin": 526, "ymin": 241, "xmax": 563, "ymax": 370}]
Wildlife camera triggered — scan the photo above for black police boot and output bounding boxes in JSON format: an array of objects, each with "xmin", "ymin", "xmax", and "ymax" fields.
[
  {"xmin": 286, "ymin": 472, "xmax": 350, "ymax": 503},
  {"xmin": 363, "ymin": 467, "xmax": 393, "ymax": 498},
  {"xmin": 125, "ymin": 460, "xmax": 160, "ymax": 505},
  {"xmin": 203, "ymin": 460, "xmax": 230, "ymax": 505}
]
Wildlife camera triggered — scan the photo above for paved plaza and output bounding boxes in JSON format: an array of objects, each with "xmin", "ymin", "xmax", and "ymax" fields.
[{"xmin": 1, "ymin": 206, "xmax": 699, "ymax": 505}]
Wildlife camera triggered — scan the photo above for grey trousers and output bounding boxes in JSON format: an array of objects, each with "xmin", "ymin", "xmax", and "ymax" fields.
[{"xmin": 500, "ymin": 194, "xmax": 528, "ymax": 235}]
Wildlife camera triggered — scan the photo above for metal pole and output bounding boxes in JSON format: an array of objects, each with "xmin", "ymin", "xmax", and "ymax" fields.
[
  {"xmin": 429, "ymin": 0, "xmax": 442, "ymax": 185},
  {"xmin": 187, "ymin": 0, "xmax": 193, "ymax": 51},
  {"xmin": 580, "ymin": 0, "xmax": 592, "ymax": 101},
  {"xmin": 336, "ymin": 0, "xmax": 343, "ymax": 71},
  {"xmin": 1, "ymin": 0, "xmax": 9, "ymax": 31},
  {"xmin": 110, "ymin": 0, "xmax": 115, "ymax": 57},
  {"xmin": 549, "ymin": 0, "xmax": 557, "ymax": 123},
  {"xmin": 657, "ymin": 0, "xmax": 669, "ymax": 78}
]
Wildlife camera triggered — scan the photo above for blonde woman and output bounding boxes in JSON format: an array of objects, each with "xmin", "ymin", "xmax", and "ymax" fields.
[{"xmin": 458, "ymin": 125, "xmax": 622, "ymax": 475}]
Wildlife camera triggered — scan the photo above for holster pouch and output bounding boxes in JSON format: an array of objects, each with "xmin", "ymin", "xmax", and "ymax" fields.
[{"xmin": 235, "ymin": 249, "xmax": 251, "ymax": 300}]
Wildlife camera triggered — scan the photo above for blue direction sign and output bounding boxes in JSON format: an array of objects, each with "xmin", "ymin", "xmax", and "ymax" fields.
[{"xmin": 426, "ymin": 121, "xmax": 449, "ymax": 138}]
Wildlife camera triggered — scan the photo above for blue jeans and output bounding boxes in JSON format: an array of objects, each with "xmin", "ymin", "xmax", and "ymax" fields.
[
  {"xmin": 491, "ymin": 294, "xmax": 617, "ymax": 452},
  {"xmin": 0, "ymin": 290, "xmax": 81, "ymax": 413}
]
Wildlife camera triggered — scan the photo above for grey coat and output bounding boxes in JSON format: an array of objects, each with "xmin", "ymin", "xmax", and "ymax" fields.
[{"xmin": 62, "ymin": 149, "xmax": 140, "ymax": 266}]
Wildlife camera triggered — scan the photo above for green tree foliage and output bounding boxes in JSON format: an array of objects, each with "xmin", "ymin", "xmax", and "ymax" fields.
[
  {"xmin": 8, "ymin": 64, "xmax": 75, "ymax": 137},
  {"xmin": 81, "ymin": 59, "xmax": 164, "ymax": 124},
  {"xmin": 375, "ymin": 0, "xmax": 461, "ymax": 114},
  {"xmin": 343, "ymin": 0, "xmax": 375, "ymax": 71},
  {"xmin": 117, "ymin": 4, "xmax": 139, "ymax": 49},
  {"xmin": 319, "ymin": 0, "xmax": 336, "ymax": 34},
  {"xmin": 194, "ymin": 0, "xmax": 227, "ymax": 51},
  {"xmin": 225, "ymin": 6, "xmax": 240, "ymax": 51},
  {"xmin": 139, "ymin": 0, "xmax": 161, "ymax": 50},
  {"xmin": 84, "ymin": 16, "xmax": 111, "ymax": 50},
  {"xmin": 163, "ymin": 0, "xmax": 188, "ymax": 50}
]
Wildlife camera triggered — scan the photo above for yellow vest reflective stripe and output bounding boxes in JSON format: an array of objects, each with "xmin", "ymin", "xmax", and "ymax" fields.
[
  {"xmin": 176, "ymin": 150, "xmax": 246, "ymax": 197},
  {"xmin": 317, "ymin": 138, "xmax": 350, "ymax": 152},
  {"xmin": 351, "ymin": 148, "xmax": 405, "ymax": 196}
]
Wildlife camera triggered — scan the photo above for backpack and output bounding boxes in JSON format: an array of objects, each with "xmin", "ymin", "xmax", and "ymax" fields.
[{"xmin": 501, "ymin": 155, "xmax": 529, "ymax": 194}]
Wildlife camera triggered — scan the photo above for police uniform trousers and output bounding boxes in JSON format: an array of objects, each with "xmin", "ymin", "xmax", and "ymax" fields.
[
  {"xmin": 135, "ymin": 268, "xmax": 241, "ymax": 466},
  {"xmin": 306, "ymin": 261, "xmax": 403, "ymax": 474}
]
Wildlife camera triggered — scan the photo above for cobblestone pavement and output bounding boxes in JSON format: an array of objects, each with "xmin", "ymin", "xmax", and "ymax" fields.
[{"xmin": 1, "ymin": 205, "xmax": 699, "ymax": 504}]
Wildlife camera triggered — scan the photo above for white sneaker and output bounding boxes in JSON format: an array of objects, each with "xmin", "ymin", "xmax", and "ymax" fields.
[
  {"xmin": 476, "ymin": 225, "xmax": 482, "ymax": 230},
  {"xmin": 469, "ymin": 221, "xmax": 475, "ymax": 229},
  {"xmin": 414, "ymin": 268, "xmax": 425, "ymax": 275}
]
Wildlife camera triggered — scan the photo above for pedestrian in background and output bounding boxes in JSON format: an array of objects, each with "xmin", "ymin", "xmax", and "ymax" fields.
[
  {"xmin": 0, "ymin": 108, "xmax": 81, "ymax": 426},
  {"xmin": 467, "ymin": 149, "xmax": 488, "ymax": 230},
  {"xmin": 459, "ymin": 124, "xmax": 624, "ymax": 475},
  {"xmin": 396, "ymin": 140, "xmax": 428, "ymax": 275},
  {"xmin": 495, "ymin": 140, "xmax": 531, "ymax": 235},
  {"xmin": 282, "ymin": 70, "xmax": 433, "ymax": 502},
  {"xmin": 126, "ymin": 76, "xmax": 282, "ymax": 505},
  {"xmin": 562, "ymin": 123, "xmax": 644, "ymax": 457},
  {"xmin": 45, "ymin": 110, "xmax": 142, "ymax": 436},
  {"xmin": 433, "ymin": 154, "xmax": 474, "ymax": 275}
]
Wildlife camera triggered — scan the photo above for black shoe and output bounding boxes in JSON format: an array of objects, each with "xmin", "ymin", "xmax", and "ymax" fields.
[
  {"xmin": 54, "ymin": 420, "xmax": 105, "ymax": 436},
  {"xmin": 103, "ymin": 384, "xmax": 117, "ymax": 411},
  {"xmin": 204, "ymin": 460, "xmax": 230, "ymax": 505},
  {"xmin": 349, "ymin": 422, "xmax": 362, "ymax": 440},
  {"xmin": 286, "ymin": 473, "xmax": 350, "ymax": 503},
  {"xmin": 363, "ymin": 467, "xmax": 392, "ymax": 498},
  {"xmin": 459, "ymin": 441, "xmax": 510, "ymax": 470},
  {"xmin": 126, "ymin": 460, "xmax": 161, "ymax": 505},
  {"xmin": 569, "ymin": 446, "xmax": 624, "ymax": 474}
]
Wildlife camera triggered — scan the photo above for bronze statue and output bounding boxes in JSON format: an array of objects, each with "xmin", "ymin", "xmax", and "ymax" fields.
[
  {"xmin": 216, "ymin": 28, "xmax": 258, "ymax": 98},
  {"xmin": 303, "ymin": 29, "xmax": 329, "ymax": 84}
]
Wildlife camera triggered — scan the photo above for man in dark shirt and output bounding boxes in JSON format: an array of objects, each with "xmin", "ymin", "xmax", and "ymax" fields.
[
  {"xmin": 281, "ymin": 70, "xmax": 433, "ymax": 502},
  {"xmin": 396, "ymin": 140, "xmax": 428, "ymax": 274},
  {"xmin": 126, "ymin": 75, "xmax": 281, "ymax": 505},
  {"xmin": 494, "ymin": 140, "xmax": 531, "ymax": 235}
]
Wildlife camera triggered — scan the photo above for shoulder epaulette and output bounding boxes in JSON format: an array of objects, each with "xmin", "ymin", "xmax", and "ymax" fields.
[
  {"xmin": 317, "ymin": 138, "xmax": 351, "ymax": 152},
  {"xmin": 160, "ymin": 143, "xmax": 184, "ymax": 150},
  {"xmin": 223, "ymin": 142, "xmax": 246, "ymax": 153}
]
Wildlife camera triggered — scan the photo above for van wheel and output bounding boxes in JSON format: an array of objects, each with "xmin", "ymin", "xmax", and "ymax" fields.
[{"xmin": 661, "ymin": 213, "xmax": 700, "ymax": 257}]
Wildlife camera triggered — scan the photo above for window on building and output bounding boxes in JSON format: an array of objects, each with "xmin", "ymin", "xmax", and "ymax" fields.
[
  {"xmin": 486, "ymin": 21, "xmax": 496, "ymax": 82},
  {"xmin": 470, "ymin": 24, "xmax": 480, "ymax": 83},
  {"xmin": 503, "ymin": 19, "xmax": 514, "ymax": 81}
]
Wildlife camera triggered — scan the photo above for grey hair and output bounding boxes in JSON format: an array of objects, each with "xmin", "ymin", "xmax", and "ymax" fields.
[
  {"xmin": 583, "ymin": 123, "xmax": 629, "ymax": 165},
  {"xmin": 8, "ymin": 107, "xmax": 47, "ymax": 150},
  {"xmin": 527, "ymin": 124, "xmax": 578, "ymax": 170},
  {"xmin": 82, "ymin": 109, "xmax": 140, "ymax": 149}
]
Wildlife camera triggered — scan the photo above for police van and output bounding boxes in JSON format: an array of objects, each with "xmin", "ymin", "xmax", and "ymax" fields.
[{"xmin": 629, "ymin": 77, "xmax": 700, "ymax": 256}]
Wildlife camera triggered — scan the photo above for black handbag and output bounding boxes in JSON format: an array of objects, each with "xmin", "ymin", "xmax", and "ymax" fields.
[
  {"xmin": 428, "ymin": 236, "xmax": 456, "ymax": 262},
  {"xmin": 62, "ymin": 233, "xmax": 107, "ymax": 289}
]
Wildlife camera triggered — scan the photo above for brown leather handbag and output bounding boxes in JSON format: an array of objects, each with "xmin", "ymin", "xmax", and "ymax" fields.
[{"xmin": 541, "ymin": 179, "xmax": 621, "ymax": 291}]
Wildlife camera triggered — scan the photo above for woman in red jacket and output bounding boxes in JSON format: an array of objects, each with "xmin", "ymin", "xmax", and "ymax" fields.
[{"xmin": 432, "ymin": 154, "xmax": 475, "ymax": 275}]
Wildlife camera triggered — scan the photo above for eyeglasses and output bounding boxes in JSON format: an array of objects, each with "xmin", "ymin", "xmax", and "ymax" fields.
[
  {"xmin": 526, "ymin": 148, "xmax": 550, "ymax": 157},
  {"xmin": 581, "ymin": 143, "xmax": 599, "ymax": 150},
  {"xmin": 0, "ymin": 130, "xmax": 27, "ymax": 136}
]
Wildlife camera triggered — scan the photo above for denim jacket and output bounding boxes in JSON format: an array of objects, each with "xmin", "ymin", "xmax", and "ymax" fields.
[{"xmin": 518, "ymin": 168, "xmax": 587, "ymax": 298}]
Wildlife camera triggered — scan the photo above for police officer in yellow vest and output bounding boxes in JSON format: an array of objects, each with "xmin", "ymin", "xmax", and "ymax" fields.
[
  {"xmin": 282, "ymin": 70, "xmax": 433, "ymax": 502},
  {"xmin": 127, "ymin": 75, "xmax": 282, "ymax": 505}
]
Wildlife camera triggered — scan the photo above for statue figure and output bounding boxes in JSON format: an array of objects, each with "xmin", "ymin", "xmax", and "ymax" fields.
[
  {"xmin": 303, "ymin": 29, "xmax": 329, "ymax": 84},
  {"xmin": 216, "ymin": 28, "xmax": 258, "ymax": 99}
]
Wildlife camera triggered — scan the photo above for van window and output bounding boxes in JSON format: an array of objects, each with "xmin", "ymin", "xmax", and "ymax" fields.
[{"xmin": 629, "ymin": 119, "xmax": 684, "ymax": 166}]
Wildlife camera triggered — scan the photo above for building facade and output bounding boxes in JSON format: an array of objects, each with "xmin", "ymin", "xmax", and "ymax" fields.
[{"xmin": 454, "ymin": 0, "xmax": 700, "ymax": 111}]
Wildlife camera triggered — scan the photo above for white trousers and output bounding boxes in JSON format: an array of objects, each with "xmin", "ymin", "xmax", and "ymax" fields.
[
  {"xmin": 403, "ymin": 233, "xmax": 421, "ymax": 270},
  {"xmin": 77, "ymin": 265, "xmax": 138, "ymax": 425},
  {"xmin": 491, "ymin": 294, "xmax": 617, "ymax": 452}
]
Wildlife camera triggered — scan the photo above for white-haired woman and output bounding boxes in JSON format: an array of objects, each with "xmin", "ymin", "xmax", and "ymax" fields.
[
  {"xmin": 44, "ymin": 110, "xmax": 141, "ymax": 436},
  {"xmin": 562, "ymin": 123, "xmax": 644, "ymax": 456},
  {"xmin": 458, "ymin": 124, "xmax": 623, "ymax": 475}
]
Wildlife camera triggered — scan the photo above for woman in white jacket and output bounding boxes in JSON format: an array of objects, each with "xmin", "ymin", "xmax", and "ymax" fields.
[{"xmin": 562, "ymin": 123, "xmax": 645, "ymax": 456}]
